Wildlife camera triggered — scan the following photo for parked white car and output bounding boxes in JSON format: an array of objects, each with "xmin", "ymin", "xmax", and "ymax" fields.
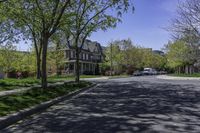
[{"xmin": 142, "ymin": 68, "xmax": 157, "ymax": 75}]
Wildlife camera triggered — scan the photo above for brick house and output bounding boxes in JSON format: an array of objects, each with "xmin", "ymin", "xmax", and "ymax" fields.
[{"xmin": 63, "ymin": 39, "xmax": 104, "ymax": 75}]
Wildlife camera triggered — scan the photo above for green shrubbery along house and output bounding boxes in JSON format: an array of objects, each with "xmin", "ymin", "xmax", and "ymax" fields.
[{"xmin": 0, "ymin": 67, "xmax": 4, "ymax": 79}]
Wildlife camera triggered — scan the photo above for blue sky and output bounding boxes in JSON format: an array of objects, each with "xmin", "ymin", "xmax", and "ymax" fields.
[
  {"xmin": 16, "ymin": 0, "xmax": 179, "ymax": 51},
  {"xmin": 90, "ymin": 0, "xmax": 179, "ymax": 50}
]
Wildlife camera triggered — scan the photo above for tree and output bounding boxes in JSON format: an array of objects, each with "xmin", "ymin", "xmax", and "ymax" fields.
[
  {"xmin": 168, "ymin": 0, "xmax": 200, "ymax": 71},
  {"xmin": 68, "ymin": 0, "xmax": 134, "ymax": 82},
  {"xmin": 106, "ymin": 41, "xmax": 123, "ymax": 74},
  {"xmin": 0, "ymin": 0, "xmax": 7, "ymax": 2},
  {"xmin": 169, "ymin": 0, "xmax": 200, "ymax": 53},
  {"xmin": 14, "ymin": 51, "xmax": 36, "ymax": 76},
  {"xmin": 3, "ymin": 0, "xmax": 72, "ymax": 89},
  {"xmin": 164, "ymin": 40, "xmax": 194, "ymax": 73},
  {"xmin": 0, "ymin": 3, "xmax": 22, "ymax": 45},
  {"xmin": 48, "ymin": 34, "xmax": 65, "ymax": 76},
  {"xmin": 0, "ymin": 43, "xmax": 18, "ymax": 76},
  {"xmin": 103, "ymin": 39, "xmax": 167, "ymax": 75},
  {"xmin": 0, "ymin": 43, "xmax": 36, "ymax": 77}
]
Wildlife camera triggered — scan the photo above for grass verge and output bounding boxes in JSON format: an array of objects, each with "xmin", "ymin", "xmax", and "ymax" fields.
[
  {"xmin": 0, "ymin": 81, "xmax": 91, "ymax": 116},
  {"xmin": 0, "ymin": 75, "xmax": 101, "ymax": 91},
  {"xmin": 169, "ymin": 73, "xmax": 200, "ymax": 77}
]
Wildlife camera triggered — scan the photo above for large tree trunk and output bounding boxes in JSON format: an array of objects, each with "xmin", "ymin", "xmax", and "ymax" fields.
[
  {"xmin": 189, "ymin": 65, "xmax": 194, "ymax": 74},
  {"xmin": 36, "ymin": 55, "xmax": 41, "ymax": 79},
  {"xmin": 41, "ymin": 37, "xmax": 48, "ymax": 89},
  {"xmin": 178, "ymin": 66, "xmax": 181, "ymax": 74},
  {"xmin": 75, "ymin": 47, "xmax": 80, "ymax": 83},
  {"xmin": 33, "ymin": 41, "xmax": 41, "ymax": 79},
  {"xmin": 185, "ymin": 65, "xmax": 188, "ymax": 74}
]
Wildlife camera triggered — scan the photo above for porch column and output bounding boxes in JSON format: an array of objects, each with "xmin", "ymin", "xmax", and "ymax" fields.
[
  {"xmin": 73, "ymin": 62, "xmax": 76, "ymax": 75},
  {"xmin": 89, "ymin": 64, "xmax": 90, "ymax": 72},
  {"xmin": 93, "ymin": 64, "xmax": 95, "ymax": 75},
  {"xmin": 81, "ymin": 63, "xmax": 83, "ymax": 74}
]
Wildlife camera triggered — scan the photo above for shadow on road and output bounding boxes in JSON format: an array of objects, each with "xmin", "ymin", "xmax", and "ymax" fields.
[{"xmin": 3, "ymin": 81, "xmax": 200, "ymax": 133}]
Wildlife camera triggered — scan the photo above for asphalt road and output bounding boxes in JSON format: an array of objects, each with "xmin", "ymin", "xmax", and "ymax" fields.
[{"xmin": 2, "ymin": 76, "xmax": 200, "ymax": 133}]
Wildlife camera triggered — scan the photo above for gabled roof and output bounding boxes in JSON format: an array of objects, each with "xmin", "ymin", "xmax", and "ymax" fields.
[{"xmin": 66, "ymin": 39, "xmax": 103, "ymax": 54}]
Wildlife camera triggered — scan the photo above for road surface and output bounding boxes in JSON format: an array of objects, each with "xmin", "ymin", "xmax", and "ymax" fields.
[{"xmin": 2, "ymin": 76, "xmax": 200, "ymax": 133}]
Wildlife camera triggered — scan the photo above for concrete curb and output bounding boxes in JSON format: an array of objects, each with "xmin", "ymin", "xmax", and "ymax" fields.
[{"xmin": 0, "ymin": 83, "xmax": 96, "ymax": 130}]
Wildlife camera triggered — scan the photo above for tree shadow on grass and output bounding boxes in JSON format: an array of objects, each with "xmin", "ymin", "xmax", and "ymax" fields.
[{"xmin": 2, "ymin": 81, "xmax": 200, "ymax": 133}]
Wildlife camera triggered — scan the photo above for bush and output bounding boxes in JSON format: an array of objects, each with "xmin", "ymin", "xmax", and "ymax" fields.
[
  {"xmin": 83, "ymin": 71, "xmax": 94, "ymax": 75},
  {"xmin": 125, "ymin": 66, "xmax": 135, "ymax": 75}
]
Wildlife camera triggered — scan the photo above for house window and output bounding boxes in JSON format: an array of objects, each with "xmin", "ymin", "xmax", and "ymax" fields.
[
  {"xmin": 86, "ymin": 54, "xmax": 88, "ymax": 60},
  {"xmin": 89, "ymin": 54, "xmax": 91, "ymax": 60},
  {"xmin": 65, "ymin": 51, "xmax": 69, "ymax": 58},
  {"xmin": 69, "ymin": 64, "xmax": 74, "ymax": 70},
  {"xmin": 70, "ymin": 51, "xmax": 73, "ymax": 58},
  {"xmin": 72, "ymin": 51, "xmax": 76, "ymax": 58},
  {"xmin": 79, "ymin": 53, "xmax": 81, "ymax": 59},
  {"xmin": 83, "ymin": 53, "xmax": 85, "ymax": 60}
]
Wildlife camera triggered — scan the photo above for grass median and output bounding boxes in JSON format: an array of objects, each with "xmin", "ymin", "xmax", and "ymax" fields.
[
  {"xmin": 169, "ymin": 73, "xmax": 200, "ymax": 77},
  {"xmin": 0, "ymin": 81, "xmax": 92, "ymax": 116},
  {"xmin": 0, "ymin": 75, "xmax": 102, "ymax": 91}
]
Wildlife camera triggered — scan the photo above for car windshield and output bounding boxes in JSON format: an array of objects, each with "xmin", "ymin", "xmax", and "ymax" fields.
[{"xmin": 144, "ymin": 68, "xmax": 151, "ymax": 71}]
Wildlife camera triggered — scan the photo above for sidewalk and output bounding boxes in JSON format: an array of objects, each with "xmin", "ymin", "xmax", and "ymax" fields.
[{"xmin": 157, "ymin": 75, "xmax": 200, "ymax": 80}]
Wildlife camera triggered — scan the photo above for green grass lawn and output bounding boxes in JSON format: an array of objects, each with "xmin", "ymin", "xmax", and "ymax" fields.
[
  {"xmin": 0, "ymin": 78, "xmax": 40, "ymax": 87},
  {"xmin": 0, "ymin": 78, "xmax": 40, "ymax": 91},
  {"xmin": 169, "ymin": 73, "xmax": 200, "ymax": 77},
  {"xmin": 0, "ymin": 75, "xmax": 102, "ymax": 91},
  {"xmin": 0, "ymin": 81, "xmax": 91, "ymax": 116}
]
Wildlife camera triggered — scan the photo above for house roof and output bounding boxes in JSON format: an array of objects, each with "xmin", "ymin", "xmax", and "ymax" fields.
[
  {"xmin": 153, "ymin": 50, "xmax": 165, "ymax": 56},
  {"xmin": 66, "ymin": 39, "xmax": 103, "ymax": 54}
]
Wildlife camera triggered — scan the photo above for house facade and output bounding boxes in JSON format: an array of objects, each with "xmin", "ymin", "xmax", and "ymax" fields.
[{"xmin": 63, "ymin": 39, "xmax": 104, "ymax": 75}]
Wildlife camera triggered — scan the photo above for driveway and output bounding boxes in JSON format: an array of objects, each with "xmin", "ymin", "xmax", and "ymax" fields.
[{"xmin": 2, "ymin": 76, "xmax": 200, "ymax": 133}]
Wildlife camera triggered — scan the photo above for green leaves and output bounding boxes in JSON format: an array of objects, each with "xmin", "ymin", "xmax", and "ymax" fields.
[
  {"xmin": 165, "ymin": 40, "xmax": 192, "ymax": 68},
  {"xmin": 104, "ymin": 39, "xmax": 166, "ymax": 74},
  {"xmin": 0, "ymin": 43, "xmax": 36, "ymax": 73}
]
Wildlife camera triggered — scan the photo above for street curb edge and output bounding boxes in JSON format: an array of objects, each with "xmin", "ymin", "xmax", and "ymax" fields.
[{"xmin": 0, "ymin": 83, "xmax": 96, "ymax": 130}]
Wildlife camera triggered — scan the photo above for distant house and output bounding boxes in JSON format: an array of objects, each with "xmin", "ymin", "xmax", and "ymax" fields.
[
  {"xmin": 153, "ymin": 50, "xmax": 165, "ymax": 56},
  {"xmin": 63, "ymin": 39, "xmax": 104, "ymax": 75}
]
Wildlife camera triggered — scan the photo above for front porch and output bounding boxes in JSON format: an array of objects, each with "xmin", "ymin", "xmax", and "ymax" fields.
[{"xmin": 63, "ymin": 62, "xmax": 100, "ymax": 75}]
